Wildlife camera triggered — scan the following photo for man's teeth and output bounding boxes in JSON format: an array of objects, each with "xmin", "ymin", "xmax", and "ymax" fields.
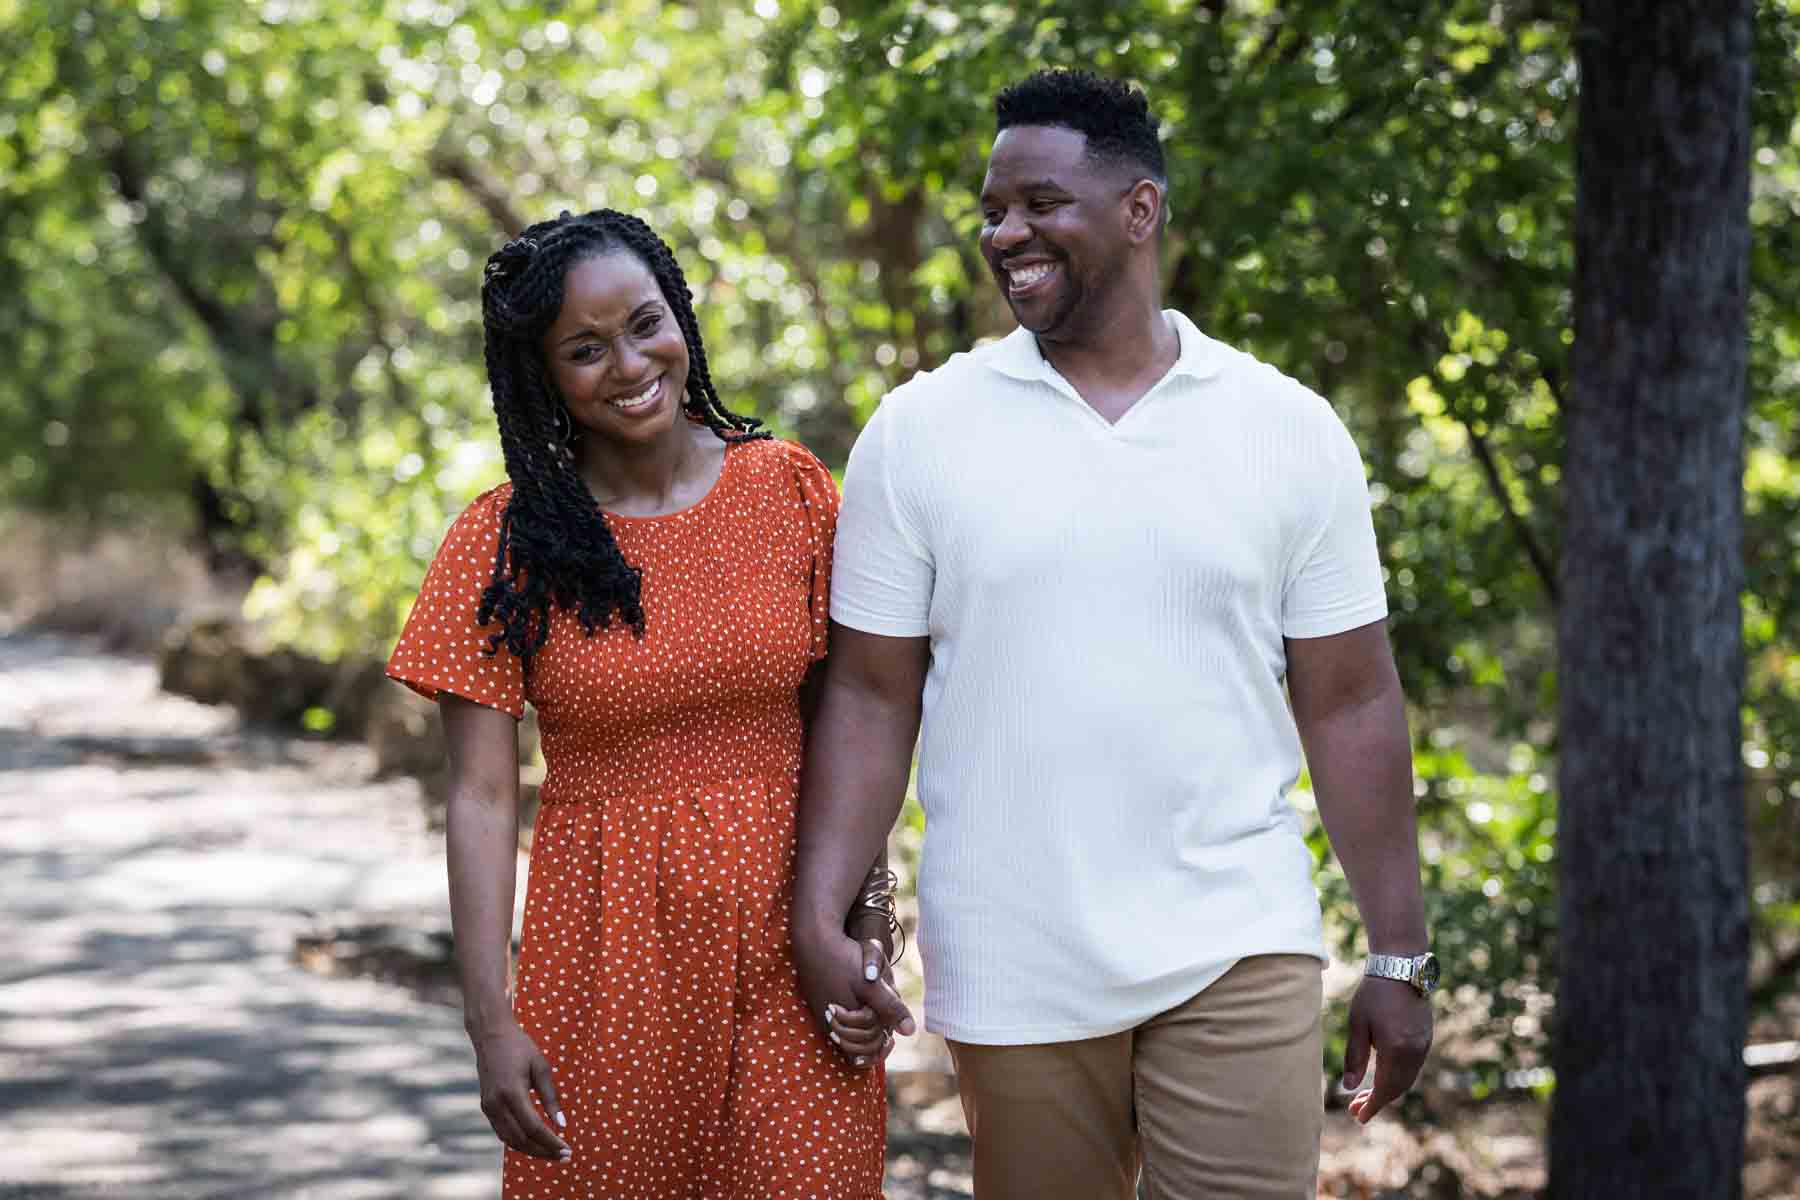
[
  {"xmin": 609, "ymin": 379, "xmax": 659, "ymax": 409},
  {"xmin": 1009, "ymin": 262, "xmax": 1054, "ymax": 290}
]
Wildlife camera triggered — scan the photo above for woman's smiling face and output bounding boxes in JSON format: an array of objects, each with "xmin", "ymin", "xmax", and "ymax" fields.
[{"xmin": 541, "ymin": 249, "xmax": 691, "ymax": 451}]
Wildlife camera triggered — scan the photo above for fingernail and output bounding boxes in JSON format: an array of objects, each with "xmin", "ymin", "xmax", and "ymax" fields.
[
  {"xmin": 864, "ymin": 964, "xmax": 878, "ymax": 981},
  {"xmin": 825, "ymin": 1004, "xmax": 839, "ymax": 1023},
  {"xmin": 829, "ymin": 1031, "xmax": 841, "ymax": 1045},
  {"xmin": 554, "ymin": 1111, "xmax": 567, "ymax": 1128},
  {"xmin": 854, "ymin": 1057, "xmax": 868, "ymax": 1067}
]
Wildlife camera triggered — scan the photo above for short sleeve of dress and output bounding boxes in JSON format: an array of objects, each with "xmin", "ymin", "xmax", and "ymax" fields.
[
  {"xmin": 777, "ymin": 440, "xmax": 842, "ymax": 663},
  {"xmin": 385, "ymin": 485, "xmax": 527, "ymax": 719}
]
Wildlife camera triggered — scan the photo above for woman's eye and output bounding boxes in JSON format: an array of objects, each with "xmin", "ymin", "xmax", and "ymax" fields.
[
  {"xmin": 572, "ymin": 344, "xmax": 603, "ymax": 363},
  {"xmin": 634, "ymin": 315, "xmax": 661, "ymax": 337}
]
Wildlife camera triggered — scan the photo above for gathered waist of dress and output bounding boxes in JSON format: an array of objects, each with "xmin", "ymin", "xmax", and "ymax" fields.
[{"xmin": 537, "ymin": 753, "xmax": 802, "ymax": 807}]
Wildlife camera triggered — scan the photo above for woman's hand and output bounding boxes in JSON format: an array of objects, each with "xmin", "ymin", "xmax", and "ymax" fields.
[
  {"xmin": 826, "ymin": 940, "xmax": 901, "ymax": 1069},
  {"xmin": 471, "ymin": 1021, "xmax": 572, "ymax": 1162},
  {"xmin": 794, "ymin": 919, "xmax": 915, "ymax": 1069}
]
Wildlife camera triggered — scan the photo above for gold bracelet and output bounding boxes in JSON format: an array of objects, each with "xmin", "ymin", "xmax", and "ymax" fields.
[{"xmin": 845, "ymin": 867, "xmax": 906, "ymax": 962}]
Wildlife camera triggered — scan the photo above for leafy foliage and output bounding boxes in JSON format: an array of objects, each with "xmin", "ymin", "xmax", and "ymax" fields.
[{"xmin": 2, "ymin": 0, "xmax": 1796, "ymax": 1078}]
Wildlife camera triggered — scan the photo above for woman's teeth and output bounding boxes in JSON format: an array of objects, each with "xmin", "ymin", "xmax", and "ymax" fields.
[{"xmin": 609, "ymin": 378, "xmax": 660, "ymax": 410}]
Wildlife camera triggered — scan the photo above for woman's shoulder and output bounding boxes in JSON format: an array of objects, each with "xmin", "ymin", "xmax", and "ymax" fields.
[
  {"xmin": 736, "ymin": 435, "xmax": 836, "ymax": 487},
  {"xmin": 451, "ymin": 481, "xmax": 514, "ymax": 527},
  {"xmin": 430, "ymin": 482, "xmax": 514, "ymax": 562},
  {"xmin": 728, "ymin": 436, "xmax": 839, "ymax": 536}
]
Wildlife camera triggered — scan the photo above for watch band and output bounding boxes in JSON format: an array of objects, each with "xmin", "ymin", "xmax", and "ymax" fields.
[
  {"xmin": 1365, "ymin": 951, "xmax": 1438, "ymax": 995},
  {"xmin": 1365, "ymin": 953, "xmax": 1416, "ymax": 982}
]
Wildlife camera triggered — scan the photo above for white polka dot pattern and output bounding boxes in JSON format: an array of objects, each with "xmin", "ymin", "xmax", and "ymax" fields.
[{"xmin": 387, "ymin": 438, "xmax": 885, "ymax": 1198}]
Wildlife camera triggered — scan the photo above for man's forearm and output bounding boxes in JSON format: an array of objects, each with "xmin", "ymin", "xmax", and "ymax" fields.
[
  {"xmin": 845, "ymin": 845, "xmax": 898, "ymax": 953},
  {"xmin": 794, "ymin": 677, "xmax": 920, "ymax": 938},
  {"xmin": 1303, "ymin": 682, "xmax": 1427, "ymax": 952}
]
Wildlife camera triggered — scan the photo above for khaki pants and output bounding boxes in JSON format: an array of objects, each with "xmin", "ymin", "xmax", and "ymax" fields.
[{"xmin": 946, "ymin": 954, "xmax": 1324, "ymax": 1200}]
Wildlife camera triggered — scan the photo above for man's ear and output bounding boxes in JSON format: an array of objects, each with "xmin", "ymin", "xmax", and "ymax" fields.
[{"xmin": 1123, "ymin": 178, "xmax": 1166, "ymax": 245}]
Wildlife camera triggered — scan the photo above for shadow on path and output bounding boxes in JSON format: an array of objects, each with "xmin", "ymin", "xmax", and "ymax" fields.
[{"xmin": 0, "ymin": 632, "xmax": 497, "ymax": 1199}]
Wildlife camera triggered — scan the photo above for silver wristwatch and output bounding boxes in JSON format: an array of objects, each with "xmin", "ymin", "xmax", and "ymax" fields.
[{"xmin": 1364, "ymin": 951, "xmax": 1440, "ymax": 996}]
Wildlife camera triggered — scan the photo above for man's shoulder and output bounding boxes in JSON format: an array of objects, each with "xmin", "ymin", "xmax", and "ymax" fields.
[
  {"xmin": 1183, "ymin": 318, "xmax": 1346, "ymax": 436},
  {"xmin": 865, "ymin": 335, "xmax": 1019, "ymax": 431},
  {"xmin": 898, "ymin": 337, "xmax": 1015, "ymax": 395}
]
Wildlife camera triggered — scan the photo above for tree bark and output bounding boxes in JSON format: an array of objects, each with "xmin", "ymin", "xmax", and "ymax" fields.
[{"xmin": 1553, "ymin": 4, "xmax": 1752, "ymax": 1197}]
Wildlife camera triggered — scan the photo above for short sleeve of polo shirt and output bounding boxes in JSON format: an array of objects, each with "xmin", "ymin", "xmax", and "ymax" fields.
[
  {"xmin": 385, "ymin": 486, "xmax": 527, "ymax": 719},
  {"xmin": 1280, "ymin": 416, "xmax": 1390, "ymax": 639},
  {"xmin": 829, "ymin": 397, "xmax": 935, "ymax": 637}
]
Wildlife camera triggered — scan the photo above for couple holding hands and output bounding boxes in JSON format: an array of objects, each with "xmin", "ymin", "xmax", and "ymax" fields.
[{"xmin": 388, "ymin": 68, "xmax": 1436, "ymax": 1200}]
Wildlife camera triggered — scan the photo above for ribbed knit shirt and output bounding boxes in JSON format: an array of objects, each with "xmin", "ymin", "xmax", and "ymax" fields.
[{"xmin": 829, "ymin": 311, "xmax": 1389, "ymax": 1045}]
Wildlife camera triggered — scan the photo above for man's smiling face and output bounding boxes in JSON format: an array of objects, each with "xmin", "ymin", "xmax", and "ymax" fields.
[{"xmin": 978, "ymin": 124, "xmax": 1135, "ymax": 341}]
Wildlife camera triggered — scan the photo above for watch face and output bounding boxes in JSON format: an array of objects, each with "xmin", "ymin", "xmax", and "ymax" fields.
[{"xmin": 1418, "ymin": 954, "xmax": 1441, "ymax": 993}]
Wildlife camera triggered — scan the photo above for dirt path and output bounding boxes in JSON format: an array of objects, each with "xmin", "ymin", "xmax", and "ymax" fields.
[{"xmin": 0, "ymin": 631, "xmax": 501, "ymax": 1198}]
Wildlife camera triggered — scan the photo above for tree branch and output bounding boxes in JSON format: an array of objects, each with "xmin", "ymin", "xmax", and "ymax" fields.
[
  {"xmin": 104, "ymin": 139, "xmax": 319, "ymax": 428},
  {"xmin": 1464, "ymin": 419, "xmax": 1560, "ymax": 605},
  {"xmin": 1403, "ymin": 316, "xmax": 1561, "ymax": 607},
  {"xmin": 106, "ymin": 148, "xmax": 256, "ymax": 363},
  {"xmin": 431, "ymin": 143, "xmax": 526, "ymax": 238}
]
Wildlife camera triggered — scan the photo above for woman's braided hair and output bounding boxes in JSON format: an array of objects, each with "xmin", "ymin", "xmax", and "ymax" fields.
[{"xmin": 475, "ymin": 208, "xmax": 768, "ymax": 669}]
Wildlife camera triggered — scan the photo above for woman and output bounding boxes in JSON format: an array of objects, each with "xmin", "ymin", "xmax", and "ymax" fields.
[{"xmin": 387, "ymin": 209, "xmax": 894, "ymax": 1198}]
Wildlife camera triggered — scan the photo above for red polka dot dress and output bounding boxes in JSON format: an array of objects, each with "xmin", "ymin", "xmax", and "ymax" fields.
[{"xmin": 387, "ymin": 437, "xmax": 886, "ymax": 1198}]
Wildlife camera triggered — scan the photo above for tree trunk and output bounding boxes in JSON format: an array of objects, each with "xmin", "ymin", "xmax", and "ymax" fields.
[{"xmin": 1553, "ymin": 3, "xmax": 1752, "ymax": 1197}]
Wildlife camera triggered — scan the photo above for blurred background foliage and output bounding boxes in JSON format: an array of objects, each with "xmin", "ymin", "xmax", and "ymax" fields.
[{"xmin": 3, "ymin": 0, "xmax": 1797, "ymax": 1089}]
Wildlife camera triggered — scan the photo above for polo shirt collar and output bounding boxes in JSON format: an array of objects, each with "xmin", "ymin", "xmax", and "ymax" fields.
[{"xmin": 984, "ymin": 309, "xmax": 1224, "ymax": 385}]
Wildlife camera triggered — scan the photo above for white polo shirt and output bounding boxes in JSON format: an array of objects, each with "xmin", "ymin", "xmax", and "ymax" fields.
[{"xmin": 831, "ymin": 311, "xmax": 1389, "ymax": 1044}]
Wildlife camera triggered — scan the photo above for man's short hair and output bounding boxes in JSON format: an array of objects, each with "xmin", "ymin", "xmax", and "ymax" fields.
[{"xmin": 994, "ymin": 69, "xmax": 1167, "ymax": 185}]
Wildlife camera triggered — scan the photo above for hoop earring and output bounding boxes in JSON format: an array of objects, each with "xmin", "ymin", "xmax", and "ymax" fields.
[{"xmin": 551, "ymin": 405, "xmax": 577, "ymax": 454}]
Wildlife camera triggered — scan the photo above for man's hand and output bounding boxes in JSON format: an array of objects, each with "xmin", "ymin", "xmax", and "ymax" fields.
[
  {"xmin": 471, "ymin": 1020, "xmax": 571, "ymax": 1162},
  {"xmin": 1340, "ymin": 977, "xmax": 1434, "ymax": 1124},
  {"xmin": 823, "ymin": 940, "xmax": 905, "ymax": 1068},
  {"xmin": 794, "ymin": 920, "xmax": 915, "ymax": 1066}
]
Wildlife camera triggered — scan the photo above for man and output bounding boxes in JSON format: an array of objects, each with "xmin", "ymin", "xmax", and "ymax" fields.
[{"xmin": 794, "ymin": 69, "xmax": 1435, "ymax": 1199}]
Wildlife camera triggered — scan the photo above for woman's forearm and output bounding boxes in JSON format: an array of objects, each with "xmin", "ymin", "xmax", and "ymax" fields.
[
  {"xmin": 437, "ymin": 695, "xmax": 529, "ymax": 1040},
  {"xmin": 447, "ymin": 781, "xmax": 522, "ymax": 1038}
]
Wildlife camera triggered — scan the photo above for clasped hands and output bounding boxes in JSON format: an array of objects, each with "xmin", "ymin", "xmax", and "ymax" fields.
[{"xmin": 795, "ymin": 920, "xmax": 915, "ymax": 1070}]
